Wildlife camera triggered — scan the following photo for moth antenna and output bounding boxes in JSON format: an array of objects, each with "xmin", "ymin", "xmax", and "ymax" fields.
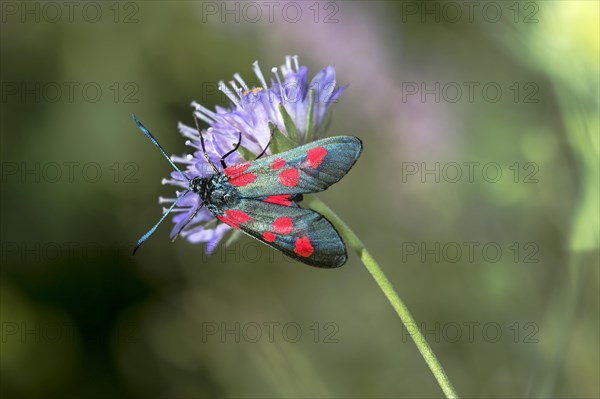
[
  {"xmin": 133, "ymin": 190, "xmax": 189, "ymax": 255},
  {"xmin": 193, "ymin": 114, "xmax": 219, "ymax": 174},
  {"xmin": 254, "ymin": 127, "xmax": 274, "ymax": 160},
  {"xmin": 131, "ymin": 114, "xmax": 189, "ymax": 182}
]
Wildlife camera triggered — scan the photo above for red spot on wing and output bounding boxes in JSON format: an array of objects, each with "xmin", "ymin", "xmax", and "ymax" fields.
[
  {"xmin": 306, "ymin": 147, "xmax": 327, "ymax": 168},
  {"xmin": 271, "ymin": 158, "xmax": 285, "ymax": 170},
  {"xmin": 294, "ymin": 236, "xmax": 314, "ymax": 258},
  {"xmin": 279, "ymin": 168, "xmax": 299, "ymax": 187},
  {"xmin": 263, "ymin": 195, "xmax": 292, "ymax": 207},
  {"xmin": 229, "ymin": 173, "xmax": 256, "ymax": 187},
  {"xmin": 262, "ymin": 232, "xmax": 276, "ymax": 242},
  {"xmin": 225, "ymin": 209, "xmax": 252, "ymax": 223},
  {"xmin": 224, "ymin": 162, "xmax": 256, "ymax": 187},
  {"xmin": 224, "ymin": 162, "xmax": 250, "ymax": 178},
  {"xmin": 272, "ymin": 217, "xmax": 293, "ymax": 235},
  {"xmin": 218, "ymin": 209, "xmax": 253, "ymax": 230}
]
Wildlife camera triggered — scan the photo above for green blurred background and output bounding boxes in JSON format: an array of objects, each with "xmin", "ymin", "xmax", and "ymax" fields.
[{"xmin": 1, "ymin": 1, "xmax": 598, "ymax": 398}]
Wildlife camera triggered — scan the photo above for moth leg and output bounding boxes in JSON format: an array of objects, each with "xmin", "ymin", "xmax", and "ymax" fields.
[
  {"xmin": 291, "ymin": 194, "xmax": 304, "ymax": 203},
  {"xmin": 254, "ymin": 127, "xmax": 274, "ymax": 160},
  {"xmin": 220, "ymin": 131, "xmax": 242, "ymax": 170},
  {"xmin": 171, "ymin": 203, "xmax": 205, "ymax": 242}
]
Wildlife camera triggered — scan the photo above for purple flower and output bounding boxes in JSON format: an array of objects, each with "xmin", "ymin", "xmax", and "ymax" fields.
[
  {"xmin": 161, "ymin": 56, "xmax": 347, "ymax": 252},
  {"xmin": 198, "ymin": 55, "xmax": 347, "ymax": 147}
]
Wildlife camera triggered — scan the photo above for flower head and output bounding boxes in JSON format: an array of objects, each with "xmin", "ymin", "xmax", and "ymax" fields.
[{"xmin": 162, "ymin": 56, "xmax": 347, "ymax": 252}]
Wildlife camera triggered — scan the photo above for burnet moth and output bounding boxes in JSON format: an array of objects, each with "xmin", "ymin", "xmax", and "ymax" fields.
[{"xmin": 131, "ymin": 113, "xmax": 362, "ymax": 268}]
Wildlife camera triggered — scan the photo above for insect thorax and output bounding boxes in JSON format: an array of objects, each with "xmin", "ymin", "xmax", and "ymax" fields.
[{"xmin": 189, "ymin": 175, "xmax": 239, "ymax": 215}]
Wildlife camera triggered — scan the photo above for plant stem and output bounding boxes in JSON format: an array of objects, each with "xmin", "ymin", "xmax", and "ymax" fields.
[
  {"xmin": 534, "ymin": 251, "xmax": 587, "ymax": 397},
  {"xmin": 306, "ymin": 196, "xmax": 460, "ymax": 399}
]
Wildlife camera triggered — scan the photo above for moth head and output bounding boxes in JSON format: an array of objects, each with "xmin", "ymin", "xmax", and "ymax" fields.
[{"xmin": 189, "ymin": 176, "xmax": 207, "ymax": 194}]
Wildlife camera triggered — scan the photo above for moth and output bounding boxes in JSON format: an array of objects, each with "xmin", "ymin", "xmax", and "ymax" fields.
[{"xmin": 132, "ymin": 114, "xmax": 362, "ymax": 268}]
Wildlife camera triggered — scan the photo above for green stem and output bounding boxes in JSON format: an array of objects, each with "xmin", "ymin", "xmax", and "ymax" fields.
[
  {"xmin": 534, "ymin": 251, "xmax": 587, "ymax": 397},
  {"xmin": 306, "ymin": 196, "xmax": 460, "ymax": 399}
]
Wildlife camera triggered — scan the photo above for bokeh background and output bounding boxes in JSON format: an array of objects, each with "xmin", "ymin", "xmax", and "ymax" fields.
[{"xmin": 1, "ymin": 1, "xmax": 598, "ymax": 398}]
